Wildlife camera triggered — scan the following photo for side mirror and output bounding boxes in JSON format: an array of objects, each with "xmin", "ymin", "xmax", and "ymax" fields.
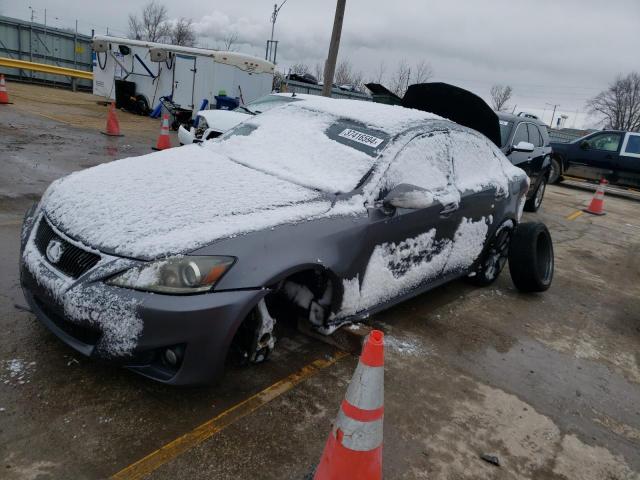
[
  {"xmin": 382, "ymin": 184, "xmax": 433, "ymax": 210},
  {"xmin": 580, "ymin": 141, "xmax": 589, "ymax": 150},
  {"xmin": 512, "ymin": 141, "xmax": 535, "ymax": 153},
  {"xmin": 177, "ymin": 124, "xmax": 196, "ymax": 145}
]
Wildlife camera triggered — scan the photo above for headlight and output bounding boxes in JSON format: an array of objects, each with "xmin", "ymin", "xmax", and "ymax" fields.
[{"xmin": 106, "ymin": 256, "xmax": 235, "ymax": 294}]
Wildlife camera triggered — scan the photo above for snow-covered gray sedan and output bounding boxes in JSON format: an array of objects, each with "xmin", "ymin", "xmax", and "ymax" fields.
[{"xmin": 20, "ymin": 97, "xmax": 552, "ymax": 385}]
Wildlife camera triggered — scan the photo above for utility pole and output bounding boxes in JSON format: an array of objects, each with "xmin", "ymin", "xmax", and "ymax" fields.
[
  {"xmin": 322, "ymin": 0, "xmax": 346, "ymax": 97},
  {"xmin": 549, "ymin": 103, "xmax": 560, "ymax": 128},
  {"xmin": 266, "ymin": 1, "xmax": 288, "ymax": 62}
]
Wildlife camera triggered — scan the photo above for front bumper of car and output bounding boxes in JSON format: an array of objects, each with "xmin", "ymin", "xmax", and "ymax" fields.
[{"xmin": 20, "ymin": 209, "xmax": 266, "ymax": 386}]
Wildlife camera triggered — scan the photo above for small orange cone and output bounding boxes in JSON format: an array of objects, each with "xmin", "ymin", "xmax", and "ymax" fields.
[
  {"xmin": 101, "ymin": 102, "xmax": 123, "ymax": 136},
  {"xmin": 584, "ymin": 178, "xmax": 607, "ymax": 215},
  {"xmin": 0, "ymin": 74, "xmax": 12, "ymax": 104},
  {"xmin": 153, "ymin": 114, "xmax": 172, "ymax": 150},
  {"xmin": 314, "ymin": 330, "xmax": 384, "ymax": 480}
]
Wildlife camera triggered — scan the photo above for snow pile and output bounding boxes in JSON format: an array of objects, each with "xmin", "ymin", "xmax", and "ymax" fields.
[
  {"xmin": 41, "ymin": 145, "xmax": 331, "ymax": 259},
  {"xmin": 2, "ymin": 359, "xmax": 36, "ymax": 385},
  {"xmin": 213, "ymin": 106, "xmax": 376, "ymax": 193},
  {"xmin": 338, "ymin": 217, "xmax": 489, "ymax": 317},
  {"xmin": 384, "ymin": 335, "xmax": 428, "ymax": 357}
]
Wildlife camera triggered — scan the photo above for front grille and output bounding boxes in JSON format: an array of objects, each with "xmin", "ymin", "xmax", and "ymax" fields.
[
  {"xmin": 34, "ymin": 296, "xmax": 101, "ymax": 346},
  {"xmin": 34, "ymin": 217, "xmax": 101, "ymax": 278}
]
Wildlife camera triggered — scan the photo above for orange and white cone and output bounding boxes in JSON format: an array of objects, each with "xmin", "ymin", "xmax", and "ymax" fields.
[
  {"xmin": 101, "ymin": 101, "xmax": 123, "ymax": 136},
  {"xmin": 314, "ymin": 330, "xmax": 384, "ymax": 480},
  {"xmin": 153, "ymin": 114, "xmax": 172, "ymax": 150},
  {"xmin": 584, "ymin": 178, "xmax": 607, "ymax": 215},
  {"xmin": 0, "ymin": 74, "xmax": 12, "ymax": 104}
]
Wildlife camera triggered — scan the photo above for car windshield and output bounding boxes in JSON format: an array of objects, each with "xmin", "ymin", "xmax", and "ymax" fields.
[
  {"xmin": 212, "ymin": 106, "xmax": 390, "ymax": 193},
  {"xmin": 499, "ymin": 120, "xmax": 513, "ymax": 147},
  {"xmin": 234, "ymin": 95, "xmax": 299, "ymax": 115}
]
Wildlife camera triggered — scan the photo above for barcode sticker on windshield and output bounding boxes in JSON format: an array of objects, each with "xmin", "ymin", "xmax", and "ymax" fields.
[
  {"xmin": 338, "ymin": 129, "xmax": 384, "ymax": 147},
  {"xmin": 499, "ymin": 120, "xmax": 509, "ymax": 126}
]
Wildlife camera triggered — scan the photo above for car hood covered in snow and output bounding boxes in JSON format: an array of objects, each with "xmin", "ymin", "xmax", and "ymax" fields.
[
  {"xmin": 40, "ymin": 144, "xmax": 333, "ymax": 259},
  {"xmin": 198, "ymin": 109, "xmax": 251, "ymax": 133}
]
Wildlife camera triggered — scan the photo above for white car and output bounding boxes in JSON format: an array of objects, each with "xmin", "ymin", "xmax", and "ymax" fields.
[{"xmin": 178, "ymin": 93, "xmax": 303, "ymax": 145}]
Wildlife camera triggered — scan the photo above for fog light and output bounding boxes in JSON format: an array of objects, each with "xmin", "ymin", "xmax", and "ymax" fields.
[{"xmin": 163, "ymin": 347, "xmax": 181, "ymax": 366}]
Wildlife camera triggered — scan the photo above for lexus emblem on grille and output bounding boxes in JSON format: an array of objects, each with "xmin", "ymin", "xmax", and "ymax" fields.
[{"xmin": 46, "ymin": 239, "xmax": 64, "ymax": 264}]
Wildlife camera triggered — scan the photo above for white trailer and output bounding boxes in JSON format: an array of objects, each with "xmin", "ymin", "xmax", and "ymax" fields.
[{"xmin": 91, "ymin": 35, "xmax": 275, "ymax": 114}]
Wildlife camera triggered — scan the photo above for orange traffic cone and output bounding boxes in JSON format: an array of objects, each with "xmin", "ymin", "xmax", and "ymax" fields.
[
  {"xmin": 0, "ymin": 74, "xmax": 12, "ymax": 104},
  {"xmin": 153, "ymin": 114, "xmax": 172, "ymax": 150},
  {"xmin": 101, "ymin": 102, "xmax": 123, "ymax": 136},
  {"xmin": 314, "ymin": 330, "xmax": 384, "ymax": 480},
  {"xmin": 584, "ymin": 178, "xmax": 607, "ymax": 215}
]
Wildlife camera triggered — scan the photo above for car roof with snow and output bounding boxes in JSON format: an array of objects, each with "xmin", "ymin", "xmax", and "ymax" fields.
[{"xmin": 283, "ymin": 95, "xmax": 445, "ymax": 134}]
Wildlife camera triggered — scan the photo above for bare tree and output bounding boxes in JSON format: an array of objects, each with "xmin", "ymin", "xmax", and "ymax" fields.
[
  {"xmin": 289, "ymin": 63, "xmax": 310, "ymax": 75},
  {"xmin": 386, "ymin": 59, "xmax": 434, "ymax": 96},
  {"xmin": 413, "ymin": 60, "xmax": 434, "ymax": 84},
  {"xmin": 372, "ymin": 61, "xmax": 387, "ymax": 84},
  {"xmin": 334, "ymin": 60, "xmax": 352, "ymax": 85},
  {"xmin": 170, "ymin": 18, "xmax": 196, "ymax": 47},
  {"xmin": 220, "ymin": 32, "xmax": 239, "ymax": 51},
  {"xmin": 128, "ymin": 1, "xmax": 171, "ymax": 42},
  {"xmin": 314, "ymin": 62, "xmax": 324, "ymax": 83},
  {"xmin": 389, "ymin": 60, "xmax": 411, "ymax": 97},
  {"xmin": 587, "ymin": 72, "xmax": 640, "ymax": 131},
  {"xmin": 332, "ymin": 59, "xmax": 364, "ymax": 91},
  {"xmin": 490, "ymin": 84, "xmax": 513, "ymax": 111}
]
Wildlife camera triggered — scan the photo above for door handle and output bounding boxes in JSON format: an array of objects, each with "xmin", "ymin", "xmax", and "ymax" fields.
[{"xmin": 440, "ymin": 203, "xmax": 458, "ymax": 216}]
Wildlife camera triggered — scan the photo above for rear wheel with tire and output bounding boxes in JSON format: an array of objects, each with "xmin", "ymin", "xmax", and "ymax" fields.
[
  {"xmin": 548, "ymin": 158, "xmax": 562, "ymax": 184},
  {"xmin": 508, "ymin": 222, "xmax": 554, "ymax": 292},
  {"xmin": 524, "ymin": 178, "xmax": 546, "ymax": 212},
  {"xmin": 468, "ymin": 222, "xmax": 513, "ymax": 286}
]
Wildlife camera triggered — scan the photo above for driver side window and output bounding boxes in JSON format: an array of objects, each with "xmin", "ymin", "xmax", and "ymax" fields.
[
  {"xmin": 585, "ymin": 133, "xmax": 622, "ymax": 152},
  {"xmin": 383, "ymin": 132, "xmax": 453, "ymax": 198}
]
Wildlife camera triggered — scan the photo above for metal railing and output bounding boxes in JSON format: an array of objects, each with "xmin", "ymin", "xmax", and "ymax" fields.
[
  {"xmin": 0, "ymin": 57, "xmax": 92, "ymax": 80},
  {"xmin": 281, "ymin": 79, "xmax": 372, "ymax": 101},
  {"xmin": 0, "ymin": 15, "xmax": 93, "ymax": 89}
]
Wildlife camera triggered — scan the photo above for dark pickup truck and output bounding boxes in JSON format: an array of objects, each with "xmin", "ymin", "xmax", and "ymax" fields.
[{"xmin": 550, "ymin": 130, "xmax": 640, "ymax": 188}]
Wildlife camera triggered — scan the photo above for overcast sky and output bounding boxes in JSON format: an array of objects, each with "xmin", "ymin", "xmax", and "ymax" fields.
[{"xmin": 2, "ymin": 0, "xmax": 638, "ymax": 128}]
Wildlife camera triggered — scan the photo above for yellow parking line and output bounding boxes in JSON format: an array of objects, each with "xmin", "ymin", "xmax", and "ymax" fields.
[
  {"xmin": 110, "ymin": 350, "xmax": 348, "ymax": 480},
  {"xmin": 32, "ymin": 111, "xmax": 78, "ymax": 127},
  {"xmin": 566, "ymin": 210, "xmax": 583, "ymax": 221}
]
